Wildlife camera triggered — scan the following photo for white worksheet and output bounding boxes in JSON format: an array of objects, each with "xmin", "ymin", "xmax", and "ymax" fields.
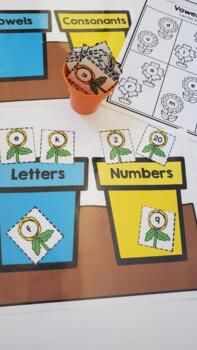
[{"xmin": 107, "ymin": 0, "xmax": 197, "ymax": 137}]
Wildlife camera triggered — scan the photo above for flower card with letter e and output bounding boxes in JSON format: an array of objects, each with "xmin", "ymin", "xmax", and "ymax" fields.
[
  {"xmin": 40, "ymin": 129, "xmax": 75, "ymax": 164},
  {"xmin": 0, "ymin": 127, "xmax": 36, "ymax": 164},
  {"xmin": 7, "ymin": 207, "xmax": 63, "ymax": 264},
  {"xmin": 137, "ymin": 125, "xmax": 176, "ymax": 165},
  {"xmin": 100, "ymin": 128, "xmax": 135, "ymax": 164}
]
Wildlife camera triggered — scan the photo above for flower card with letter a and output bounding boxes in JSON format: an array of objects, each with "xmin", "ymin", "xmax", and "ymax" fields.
[
  {"xmin": 40, "ymin": 129, "xmax": 75, "ymax": 164},
  {"xmin": 0, "ymin": 127, "xmax": 36, "ymax": 164},
  {"xmin": 8, "ymin": 207, "xmax": 63, "ymax": 264},
  {"xmin": 137, "ymin": 125, "xmax": 176, "ymax": 165}
]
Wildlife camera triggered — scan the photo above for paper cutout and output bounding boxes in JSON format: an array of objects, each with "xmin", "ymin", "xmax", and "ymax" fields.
[
  {"xmin": 100, "ymin": 129, "xmax": 135, "ymax": 164},
  {"xmin": 40, "ymin": 129, "xmax": 75, "ymax": 164},
  {"xmin": 67, "ymin": 56, "xmax": 117, "ymax": 95},
  {"xmin": 139, "ymin": 206, "xmax": 175, "ymax": 252},
  {"xmin": 137, "ymin": 125, "xmax": 176, "ymax": 165},
  {"xmin": 7, "ymin": 207, "xmax": 63, "ymax": 264},
  {"xmin": 66, "ymin": 42, "xmax": 121, "ymax": 95},
  {"xmin": 107, "ymin": 2, "xmax": 197, "ymax": 136},
  {"xmin": 0, "ymin": 127, "xmax": 36, "ymax": 164}
]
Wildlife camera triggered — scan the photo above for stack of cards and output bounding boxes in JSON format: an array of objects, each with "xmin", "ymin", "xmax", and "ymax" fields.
[{"xmin": 66, "ymin": 41, "xmax": 122, "ymax": 95}]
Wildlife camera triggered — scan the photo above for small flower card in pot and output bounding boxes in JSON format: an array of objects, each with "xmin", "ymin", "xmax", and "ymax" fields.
[{"xmin": 63, "ymin": 41, "xmax": 122, "ymax": 114}]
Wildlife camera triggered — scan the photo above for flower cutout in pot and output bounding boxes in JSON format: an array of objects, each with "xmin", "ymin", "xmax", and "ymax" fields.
[
  {"xmin": 145, "ymin": 209, "xmax": 170, "ymax": 249},
  {"xmin": 73, "ymin": 64, "xmax": 107, "ymax": 95},
  {"xmin": 6, "ymin": 128, "xmax": 32, "ymax": 163},
  {"xmin": 174, "ymin": 44, "xmax": 196, "ymax": 69},
  {"xmin": 158, "ymin": 17, "xmax": 179, "ymax": 40},
  {"xmin": 141, "ymin": 61, "xmax": 164, "ymax": 88},
  {"xmin": 182, "ymin": 76, "xmax": 197, "ymax": 103},
  {"xmin": 47, "ymin": 131, "xmax": 71, "ymax": 163},
  {"xmin": 161, "ymin": 93, "xmax": 184, "ymax": 122},
  {"xmin": 107, "ymin": 130, "xmax": 132, "ymax": 163},
  {"xmin": 18, "ymin": 216, "xmax": 54, "ymax": 256},
  {"xmin": 137, "ymin": 30, "xmax": 159, "ymax": 55},
  {"xmin": 118, "ymin": 77, "xmax": 142, "ymax": 104},
  {"xmin": 8, "ymin": 207, "xmax": 63, "ymax": 264},
  {"xmin": 142, "ymin": 130, "xmax": 167, "ymax": 160}
]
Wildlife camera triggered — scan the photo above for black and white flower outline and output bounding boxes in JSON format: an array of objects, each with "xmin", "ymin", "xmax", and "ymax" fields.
[
  {"xmin": 182, "ymin": 76, "xmax": 197, "ymax": 103},
  {"xmin": 137, "ymin": 30, "xmax": 159, "ymax": 55},
  {"xmin": 141, "ymin": 61, "xmax": 164, "ymax": 88},
  {"xmin": 118, "ymin": 77, "xmax": 142, "ymax": 104},
  {"xmin": 161, "ymin": 93, "xmax": 184, "ymax": 122},
  {"xmin": 158, "ymin": 17, "xmax": 179, "ymax": 40},
  {"xmin": 175, "ymin": 44, "xmax": 196, "ymax": 69}
]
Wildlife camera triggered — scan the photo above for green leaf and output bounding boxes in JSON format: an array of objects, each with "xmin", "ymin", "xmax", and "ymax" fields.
[
  {"xmin": 89, "ymin": 81, "xmax": 98, "ymax": 95},
  {"xmin": 154, "ymin": 148, "xmax": 166, "ymax": 157},
  {"xmin": 145, "ymin": 229, "xmax": 155, "ymax": 241},
  {"xmin": 7, "ymin": 147, "xmax": 16, "ymax": 160},
  {"xmin": 156, "ymin": 231, "xmax": 171, "ymax": 241},
  {"xmin": 47, "ymin": 147, "xmax": 56, "ymax": 159},
  {"xmin": 32, "ymin": 239, "xmax": 41, "ymax": 256},
  {"xmin": 110, "ymin": 148, "xmax": 118, "ymax": 160},
  {"xmin": 119, "ymin": 148, "xmax": 132, "ymax": 155},
  {"xmin": 94, "ymin": 76, "xmax": 107, "ymax": 86},
  {"xmin": 142, "ymin": 144, "xmax": 154, "ymax": 153},
  {"xmin": 58, "ymin": 149, "xmax": 71, "ymax": 157},
  {"xmin": 17, "ymin": 147, "xmax": 32, "ymax": 155},
  {"xmin": 39, "ymin": 230, "xmax": 54, "ymax": 242}
]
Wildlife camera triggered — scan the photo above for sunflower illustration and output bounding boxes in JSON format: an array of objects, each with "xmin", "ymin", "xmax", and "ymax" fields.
[
  {"xmin": 107, "ymin": 130, "xmax": 132, "ymax": 163},
  {"xmin": 6, "ymin": 128, "xmax": 32, "ymax": 163},
  {"xmin": 145, "ymin": 209, "xmax": 170, "ymax": 249},
  {"xmin": 47, "ymin": 131, "xmax": 71, "ymax": 163},
  {"xmin": 74, "ymin": 64, "xmax": 107, "ymax": 95}
]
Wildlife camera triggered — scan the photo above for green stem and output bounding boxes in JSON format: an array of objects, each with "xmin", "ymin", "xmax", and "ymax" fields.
[
  {"xmin": 117, "ymin": 150, "xmax": 122, "ymax": 163},
  {"xmin": 153, "ymin": 233, "xmax": 157, "ymax": 248},
  {"xmin": 37, "ymin": 237, "xmax": 49, "ymax": 252},
  {"xmin": 15, "ymin": 149, "xmax": 20, "ymax": 163},
  {"xmin": 55, "ymin": 149, "xmax": 58, "ymax": 163},
  {"xmin": 149, "ymin": 147, "xmax": 155, "ymax": 160}
]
